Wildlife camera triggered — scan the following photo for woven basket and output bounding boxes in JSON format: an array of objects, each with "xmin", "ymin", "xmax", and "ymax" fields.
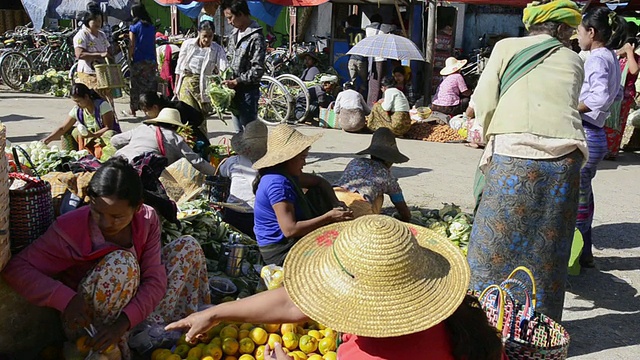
[
  {"xmin": 9, "ymin": 147, "xmax": 54, "ymax": 254},
  {"xmin": 0, "ymin": 124, "xmax": 10, "ymax": 271},
  {"xmin": 95, "ymin": 63, "xmax": 125, "ymax": 89}
]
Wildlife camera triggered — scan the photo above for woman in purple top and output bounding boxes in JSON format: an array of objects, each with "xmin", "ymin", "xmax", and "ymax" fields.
[
  {"xmin": 127, "ymin": 4, "xmax": 158, "ymax": 117},
  {"xmin": 576, "ymin": 8, "xmax": 627, "ymax": 267}
]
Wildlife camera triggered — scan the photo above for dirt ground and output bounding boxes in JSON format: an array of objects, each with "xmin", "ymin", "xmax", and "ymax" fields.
[{"xmin": 1, "ymin": 90, "xmax": 639, "ymax": 359}]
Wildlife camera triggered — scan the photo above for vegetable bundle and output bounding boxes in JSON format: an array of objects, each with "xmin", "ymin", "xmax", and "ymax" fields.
[
  {"xmin": 207, "ymin": 68, "xmax": 236, "ymax": 121},
  {"xmin": 6, "ymin": 141, "xmax": 89, "ymax": 176},
  {"xmin": 21, "ymin": 68, "xmax": 71, "ymax": 97}
]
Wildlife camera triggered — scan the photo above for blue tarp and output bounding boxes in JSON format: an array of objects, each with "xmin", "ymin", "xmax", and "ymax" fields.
[
  {"xmin": 152, "ymin": 0, "xmax": 283, "ymax": 27},
  {"xmin": 176, "ymin": 1, "xmax": 204, "ymax": 19}
]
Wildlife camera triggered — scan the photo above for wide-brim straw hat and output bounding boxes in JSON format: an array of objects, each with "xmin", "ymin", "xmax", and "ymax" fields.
[
  {"xmin": 231, "ymin": 121, "xmax": 268, "ymax": 163},
  {"xmin": 299, "ymin": 51, "xmax": 319, "ymax": 62},
  {"xmin": 252, "ymin": 124, "xmax": 322, "ymax": 170},
  {"xmin": 357, "ymin": 128, "xmax": 409, "ymax": 164},
  {"xmin": 143, "ymin": 108, "xmax": 184, "ymax": 128},
  {"xmin": 284, "ymin": 215, "xmax": 470, "ymax": 338},
  {"xmin": 440, "ymin": 57, "xmax": 467, "ymax": 76}
]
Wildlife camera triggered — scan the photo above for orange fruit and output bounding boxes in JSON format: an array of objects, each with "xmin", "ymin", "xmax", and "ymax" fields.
[
  {"xmin": 308, "ymin": 355, "xmax": 323, "ymax": 360},
  {"xmin": 322, "ymin": 351, "xmax": 337, "ymax": 360},
  {"xmin": 254, "ymin": 345, "xmax": 266, "ymax": 360},
  {"xmin": 280, "ymin": 323, "xmax": 297, "ymax": 334},
  {"xmin": 239, "ymin": 355, "xmax": 256, "ymax": 360},
  {"xmin": 267, "ymin": 333, "xmax": 282, "ymax": 350},
  {"xmin": 298, "ymin": 335, "xmax": 318, "ymax": 353},
  {"xmin": 239, "ymin": 329, "xmax": 250, "ymax": 340},
  {"xmin": 318, "ymin": 337, "xmax": 336, "ymax": 355},
  {"xmin": 263, "ymin": 323, "xmax": 280, "ymax": 333},
  {"xmin": 174, "ymin": 344, "xmax": 191, "ymax": 358},
  {"xmin": 204, "ymin": 344, "xmax": 224, "ymax": 360},
  {"xmin": 240, "ymin": 323, "xmax": 254, "ymax": 331},
  {"xmin": 188, "ymin": 346, "xmax": 203, "ymax": 359},
  {"xmin": 290, "ymin": 351, "xmax": 307, "ymax": 360},
  {"xmin": 249, "ymin": 327, "xmax": 268, "ymax": 345},
  {"xmin": 222, "ymin": 337, "xmax": 240, "ymax": 356},
  {"xmin": 211, "ymin": 337, "xmax": 223, "ymax": 347},
  {"xmin": 151, "ymin": 348, "xmax": 172, "ymax": 360},
  {"xmin": 282, "ymin": 332, "xmax": 299, "ymax": 350},
  {"xmin": 307, "ymin": 330, "xmax": 323, "ymax": 340},
  {"xmin": 221, "ymin": 325, "xmax": 240, "ymax": 339}
]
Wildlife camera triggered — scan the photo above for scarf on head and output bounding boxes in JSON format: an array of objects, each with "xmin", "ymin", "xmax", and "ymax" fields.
[{"xmin": 522, "ymin": 0, "xmax": 582, "ymax": 30}]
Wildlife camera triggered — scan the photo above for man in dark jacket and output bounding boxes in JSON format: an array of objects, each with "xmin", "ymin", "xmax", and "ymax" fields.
[{"xmin": 221, "ymin": 0, "xmax": 266, "ymax": 132}]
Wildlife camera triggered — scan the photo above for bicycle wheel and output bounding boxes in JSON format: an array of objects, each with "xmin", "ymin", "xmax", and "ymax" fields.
[
  {"xmin": 276, "ymin": 74, "xmax": 309, "ymax": 123},
  {"xmin": 48, "ymin": 51, "xmax": 74, "ymax": 71},
  {"xmin": 0, "ymin": 51, "xmax": 32, "ymax": 90},
  {"xmin": 258, "ymin": 75, "xmax": 292, "ymax": 126}
]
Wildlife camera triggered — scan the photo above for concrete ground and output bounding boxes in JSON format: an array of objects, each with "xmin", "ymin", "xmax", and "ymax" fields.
[{"xmin": 1, "ymin": 90, "xmax": 639, "ymax": 358}]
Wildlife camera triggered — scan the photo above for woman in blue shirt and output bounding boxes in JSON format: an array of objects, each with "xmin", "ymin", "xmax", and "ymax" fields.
[
  {"xmin": 252, "ymin": 125, "xmax": 353, "ymax": 266},
  {"xmin": 127, "ymin": 4, "xmax": 157, "ymax": 117}
]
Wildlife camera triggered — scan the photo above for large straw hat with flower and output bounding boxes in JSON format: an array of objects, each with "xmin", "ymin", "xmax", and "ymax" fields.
[
  {"xmin": 283, "ymin": 215, "xmax": 470, "ymax": 338},
  {"xmin": 143, "ymin": 108, "xmax": 185, "ymax": 128},
  {"xmin": 231, "ymin": 121, "xmax": 268, "ymax": 163},
  {"xmin": 440, "ymin": 57, "xmax": 467, "ymax": 76},
  {"xmin": 252, "ymin": 124, "xmax": 322, "ymax": 170}
]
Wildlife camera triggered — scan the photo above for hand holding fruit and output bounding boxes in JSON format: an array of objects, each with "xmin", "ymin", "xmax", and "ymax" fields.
[
  {"xmin": 62, "ymin": 293, "xmax": 92, "ymax": 330},
  {"xmin": 87, "ymin": 314, "xmax": 129, "ymax": 352},
  {"xmin": 326, "ymin": 207, "xmax": 354, "ymax": 223},
  {"xmin": 165, "ymin": 310, "xmax": 218, "ymax": 344},
  {"xmin": 265, "ymin": 342, "xmax": 293, "ymax": 360}
]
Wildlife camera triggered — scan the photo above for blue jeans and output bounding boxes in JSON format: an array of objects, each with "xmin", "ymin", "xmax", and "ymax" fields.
[{"xmin": 231, "ymin": 87, "xmax": 260, "ymax": 132}]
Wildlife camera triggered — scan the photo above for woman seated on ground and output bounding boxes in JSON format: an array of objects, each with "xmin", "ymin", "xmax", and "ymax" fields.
[
  {"xmin": 44, "ymin": 83, "xmax": 120, "ymax": 159},
  {"xmin": 110, "ymin": 108, "xmax": 217, "ymax": 176},
  {"xmin": 334, "ymin": 81, "xmax": 370, "ymax": 132},
  {"xmin": 334, "ymin": 128, "xmax": 411, "ymax": 221},
  {"xmin": 1, "ymin": 158, "xmax": 210, "ymax": 356},
  {"xmin": 295, "ymin": 75, "xmax": 337, "ymax": 122},
  {"xmin": 139, "ymin": 91, "xmax": 209, "ymax": 148},
  {"xmin": 431, "ymin": 57, "xmax": 472, "ymax": 116},
  {"xmin": 167, "ymin": 215, "xmax": 504, "ymax": 360},
  {"xmin": 366, "ymin": 77, "xmax": 412, "ymax": 137},
  {"xmin": 393, "ymin": 65, "xmax": 416, "ymax": 108},
  {"xmin": 299, "ymin": 52, "xmax": 320, "ymax": 82},
  {"xmin": 218, "ymin": 121, "xmax": 268, "ymax": 238},
  {"xmin": 252, "ymin": 124, "xmax": 353, "ymax": 266}
]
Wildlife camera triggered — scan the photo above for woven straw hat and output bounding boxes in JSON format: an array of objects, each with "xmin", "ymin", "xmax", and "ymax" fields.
[
  {"xmin": 231, "ymin": 121, "xmax": 268, "ymax": 163},
  {"xmin": 284, "ymin": 215, "xmax": 470, "ymax": 338},
  {"xmin": 252, "ymin": 124, "xmax": 322, "ymax": 170},
  {"xmin": 357, "ymin": 128, "xmax": 409, "ymax": 164},
  {"xmin": 440, "ymin": 57, "xmax": 467, "ymax": 76},
  {"xmin": 143, "ymin": 108, "xmax": 184, "ymax": 128}
]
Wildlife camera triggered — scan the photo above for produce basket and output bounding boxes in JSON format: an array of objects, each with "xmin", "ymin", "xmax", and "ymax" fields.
[
  {"xmin": 95, "ymin": 59, "xmax": 125, "ymax": 90},
  {"xmin": 9, "ymin": 147, "xmax": 54, "ymax": 254},
  {"xmin": 0, "ymin": 124, "xmax": 10, "ymax": 271},
  {"xmin": 205, "ymin": 157, "xmax": 231, "ymax": 203}
]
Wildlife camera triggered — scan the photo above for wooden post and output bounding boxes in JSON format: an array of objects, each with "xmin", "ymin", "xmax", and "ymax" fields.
[{"xmin": 423, "ymin": 0, "xmax": 436, "ymax": 105}]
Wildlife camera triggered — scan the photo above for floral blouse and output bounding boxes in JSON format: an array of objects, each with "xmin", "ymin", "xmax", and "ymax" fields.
[{"xmin": 335, "ymin": 157, "xmax": 404, "ymax": 204}]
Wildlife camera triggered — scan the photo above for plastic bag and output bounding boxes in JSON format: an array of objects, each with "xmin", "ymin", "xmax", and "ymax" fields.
[
  {"xmin": 448, "ymin": 115, "xmax": 466, "ymax": 131},
  {"xmin": 260, "ymin": 265, "xmax": 284, "ymax": 290},
  {"xmin": 630, "ymin": 109, "xmax": 640, "ymax": 128},
  {"xmin": 466, "ymin": 116, "xmax": 484, "ymax": 145}
]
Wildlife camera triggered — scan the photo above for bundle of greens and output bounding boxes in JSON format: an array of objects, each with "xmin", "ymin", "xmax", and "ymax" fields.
[
  {"xmin": 207, "ymin": 68, "xmax": 236, "ymax": 122},
  {"xmin": 21, "ymin": 68, "xmax": 71, "ymax": 97},
  {"xmin": 7, "ymin": 142, "xmax": 90, "ymax": 175}
]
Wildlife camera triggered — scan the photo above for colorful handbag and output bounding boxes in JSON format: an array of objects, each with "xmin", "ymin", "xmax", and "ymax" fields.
[{"xmin": 479, "ymin": 266, "xmax": 571, "ymax": 360}]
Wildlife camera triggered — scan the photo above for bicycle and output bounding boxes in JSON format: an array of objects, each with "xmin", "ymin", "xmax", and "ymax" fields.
[{"xmin": 257, "ymin": 75, "xmax": 294, "ymax": 126}]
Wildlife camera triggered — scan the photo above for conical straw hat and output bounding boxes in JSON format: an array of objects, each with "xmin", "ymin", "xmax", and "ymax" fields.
[
  {"xmin": 231, "ymin": 121, "xmax": 268, "ymax": 163},
  {"xmin": 284, "ymin": 215, "xmax": 470, "ymax": 338},
  {"xmin": 253, "ymin": 124, "xmax": 322, "ymax": 170}
]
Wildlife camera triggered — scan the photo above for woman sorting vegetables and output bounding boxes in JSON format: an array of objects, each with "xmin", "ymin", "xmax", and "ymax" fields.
[
  {"xmin": 126, "ymin": 4, "xmax": 158, "ymax": 117},
  {"xmin": 1, "ymin": 158, "xmax": 210, "ymax": 358},
  {"xmin": 252, "ymin": 124, "xmax": 353, "ymax": 266},
  {"xmin": 73, "ymin": 4, "xmax": 114, "ymax": 104},
  {"xmin": 139, "ymin": 91, "xmax": 209, "ymax": 148},
  {"xmin": 334, "ymin": 128, "xmax": 411, "ymax": 221},
  {"xmin": 175, "ymin": 16, "xmax": 227, "ymax": 135},
  {"xmin": 110, "ymin": 108, "xmax": 217, "ymax": 176},
  {"xmin": 44, "ymin": 83, "xmax": 121, "ymax": 159},
  {"xmin": 366, "ymin": 77, "xmax": 412, "ymax": 137},
  {"xmin": 167, "ymin": 215, "xmax": 505, "ymax": 360}
]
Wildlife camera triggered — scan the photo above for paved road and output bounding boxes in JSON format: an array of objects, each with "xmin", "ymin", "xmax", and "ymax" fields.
[{"xmin": 1, "ymin": 90, "xmax": 639, "ymax": 358}]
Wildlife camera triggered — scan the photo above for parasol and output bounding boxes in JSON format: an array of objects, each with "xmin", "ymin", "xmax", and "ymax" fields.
[{"xmin": 347, "ymin": 34, "xmax": 425, "ymax": 62}]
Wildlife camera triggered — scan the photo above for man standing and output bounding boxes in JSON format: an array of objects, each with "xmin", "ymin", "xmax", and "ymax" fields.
[
  {"xmin": 365, "ymin": 14, "xmax": 396, "ymax": 106},
  {"xmin": 221, "ymin": 0, "xmax": 266, "ymax": 132},
  {"xmin": 345, "ymin": 15, "xmax": 367, "ymax": 95}
]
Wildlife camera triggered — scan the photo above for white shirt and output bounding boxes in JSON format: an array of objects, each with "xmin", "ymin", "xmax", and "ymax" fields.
[
  {"xmin": 381, "ymin": 87, "xmax": 410, "ymax": 112},
  {"xmin": 334, "ymin": 89, "xmax": 370, "ymax": 114},
  {"xmin": 218, "ymin": 155, "xmax": 258, "ymax": 213},
  {"xmin": 73, "ymin": 27, "xmax": 110, "ymax": 74},
  {"xmin": 188, "ymin": 46, "xmax": 207, "ymax": 74}
]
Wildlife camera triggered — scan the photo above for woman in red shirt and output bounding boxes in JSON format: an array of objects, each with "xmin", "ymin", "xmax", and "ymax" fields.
[{"xmin": 167, "ymin": 216, "xmax": 504, "ymax": 360}]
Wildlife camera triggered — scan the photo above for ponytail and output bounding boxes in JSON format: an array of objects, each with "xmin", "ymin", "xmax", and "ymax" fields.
[{"xmin": 582, "ymin": 8, "xmax": 629, "ymax": 50}]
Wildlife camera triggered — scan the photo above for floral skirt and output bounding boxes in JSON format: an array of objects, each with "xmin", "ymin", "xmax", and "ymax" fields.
[
  {"xmin": 366, "ymin": 104, "xmax": 411, "ymax": 136},
  {"xmin": 130, "ymin": 60, "xmax": 158, "ymax": 111},
  {"xmin": 467, "ymin": 151, "xmax": 582, "ymax": 321},
  {"xmin": 63, "ymin": 236, "xmax": 210, "ymax": 359}
]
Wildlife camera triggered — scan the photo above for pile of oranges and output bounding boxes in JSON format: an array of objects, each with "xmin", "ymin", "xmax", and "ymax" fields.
[{"xmin": 151, "ymin": 321, "xmax": 338, "ymax": 360}]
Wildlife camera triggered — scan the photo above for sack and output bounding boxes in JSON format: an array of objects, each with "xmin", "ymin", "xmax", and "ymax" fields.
[
  {"xmin": 0, "ymin": 125, "xmax": 10, "ymax": 271},
  {"xmin": 8, "ymin": 147, "xmax": 54, "ymax": 254},
  {"xmin": 159, "ymin": 158, "xmax": 207, "ymax": 205},
  {"xmin": 479, "ymin": 267, "xmax": 570, "ymax": 360}
]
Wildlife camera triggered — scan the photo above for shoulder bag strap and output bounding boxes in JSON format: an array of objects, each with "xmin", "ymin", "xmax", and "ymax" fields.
[
  {"xmin": 76, "ymin": 106, "xmax": 85, "ymax": 126},
  {"xmin": 155, "ymin": 126, "xmax": 166, "ymax": 156},
  {"xmin": 499, "ymin": 38, "xmax": 563, "ymax": 97},
  {"xmin": 603, "ymin": 61, "xmax": 629, "ymax": 129}
]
